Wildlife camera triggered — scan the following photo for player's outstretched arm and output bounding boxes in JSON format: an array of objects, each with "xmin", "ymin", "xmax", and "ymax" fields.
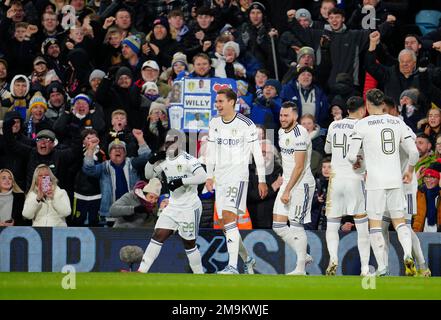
[{"xmin": 182, "ymin": 166, "xmax": 207, "ymax": 185}]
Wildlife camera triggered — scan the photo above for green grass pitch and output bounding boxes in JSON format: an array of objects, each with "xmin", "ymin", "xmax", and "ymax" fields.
[{"xmin": 1, "ymin": 273, "xmax": 441, "ymax": 300}]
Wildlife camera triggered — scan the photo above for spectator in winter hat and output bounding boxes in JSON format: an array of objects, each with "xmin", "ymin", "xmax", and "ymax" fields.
[
  {"xmin": 143, "ymin": 99, "xmax": 168, "ymax": 152},
  {"xmin": 213, "ymin": 41, "xmax": 246, "ymax": 80},
  {"xmin": 144, "ymin": 15, "xmax": 180, "ymax": 69},
  {"xmin": 109, "ymin": 178, "xmax": 161, "ymax": 228},
  {"xmin": 159, "ymin": 52, "xmax": 191, "ymax": 86},
  {"xmin": 89, "ymin": 69, "xmax": 106, "ymax": 93},
  {"xmin": 121, "ymin": 35, "xmax": 144, "ymax": 77},
  {"xmin": 142, "ymin": 82, "xmax": 160, "ymax": 101},
  {"xmin": 296, "ymin": 8, "xmax": 313, "ymax": 28},
  {"xmin": 25, "ymin": 92, "xmax": 53, "ymax": 140},
  {"xmin": 30, "ymin": 55, "xmax": 60, "ymax": 92},
  {"xmin": 45, "ymin": 81, "xmax": 67, "ymax": 122}
]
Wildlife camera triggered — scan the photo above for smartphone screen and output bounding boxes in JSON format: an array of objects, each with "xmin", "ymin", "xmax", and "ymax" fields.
[{"xmin": 41, "ymin": 176, "xmax": 51, "ymax": 193}]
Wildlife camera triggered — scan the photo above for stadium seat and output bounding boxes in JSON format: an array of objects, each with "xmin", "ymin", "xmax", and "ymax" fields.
[{"xmin": 415, "ymin": 10, "xmax": 441, "ymax": 35}]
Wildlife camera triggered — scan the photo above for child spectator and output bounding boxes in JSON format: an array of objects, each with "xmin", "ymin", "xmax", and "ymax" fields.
[
  {"xmin": 101, "ymin": 109, "xmax": 138, "ymax": 157},
  {"xmin": 212, "ymin": 40, "xmax": 246, "ymax": 80}
]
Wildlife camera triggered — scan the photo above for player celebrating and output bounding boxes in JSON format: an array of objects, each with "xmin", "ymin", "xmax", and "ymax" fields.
[
  {"xmin": 139, "ymin": 131, "xmax": 207, "ymax": 274},
  {"xmin": 347, "ymin": 89, "xmax": 419, "ymax": 276},
  {"xmin": 382, "ymin": 100, "xmax": 431, "ymax": 277},
  {"xmin": 324, "ymin": 96, "xmax": 370, "ymax": 276},
  {"xmin": 206, "ymin": 88, "xmax": 268, "ymax": 274},
  {"xmin": 272, "ymin": 101, "xmax": 315, "ymax": 275}
]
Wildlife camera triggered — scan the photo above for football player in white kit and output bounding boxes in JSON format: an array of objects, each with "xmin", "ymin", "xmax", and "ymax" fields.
[
  {"xmin": 324, "ymin": 96, "xmax": 370, "ymax": 276},
  {"xmin": 206, "ymin": 88, "xmax": 268, "ymax": 274},
  {"xmin": 347, "ymin": 89, "xmax": 419, "ymax": 276},
  {"xmin": 138, "ymin": 131, "xmax": 207, "ymax": 274},
  {"xmin": 382, "ymin": 99, "xmax": 431, "ymax": 276},
  {"xmin": 272, "ymin": 101, "xmax": 315, "ymax": 275}
]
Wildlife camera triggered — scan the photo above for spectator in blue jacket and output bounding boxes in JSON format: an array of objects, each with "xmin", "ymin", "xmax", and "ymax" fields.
[
  {"xmin": 280, "ymin": 66, "xmax": 329, "ymax": 127},
  {"xmin": 249, "ymin": 78, "xmax": 282, "ymax": 145},
  {"xmin": 82, "ymin": 128, "xmax": 150, "ymax": 221}
]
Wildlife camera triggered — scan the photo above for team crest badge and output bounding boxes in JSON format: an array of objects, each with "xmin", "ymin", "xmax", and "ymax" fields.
[
  {"xmin": 177, "ymin": 164, "xmax": 183, "ymax": 172},
  {"xmin": 232, "ymin": 129, "xmax": 237, "ymax": 136},
  {"xmin": 285, "ymin": 138, "xmax": 290, "ymax": 146}
]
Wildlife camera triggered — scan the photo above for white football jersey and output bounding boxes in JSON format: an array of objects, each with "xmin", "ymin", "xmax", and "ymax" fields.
[
  {"xmin": 206, "ymin": 113, "xmax": 265, "ymax": 184},
  {"xmin": 152, "ymin": 152, "xmax": 202, "ymax": 206},
  {"xmin": 278, "ymin": 124, "xmax": 315, "ymax": 186},
  {"xmin": 347, "ymin": 114, "xmax": 418, "ymax": 190},
  {"xmin": 325, "ymin": 118, "xmax": 364, "ymax": 179}
]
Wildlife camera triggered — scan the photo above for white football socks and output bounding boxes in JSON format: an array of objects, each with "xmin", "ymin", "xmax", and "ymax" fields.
[
  {"xmin": 224, "ymin": 221, "xmax": 240, "ymax": 269},
  {"xmin": 354, "ymin": 216, "xmax": 370, "ymax": 273},
  {"xmin": 290, "ymin": 223, "xmax": 307, "ymax": 273},
  {"xmin": 396, "ymin": 223, "xmax": 413, "ymax": 259},
  {"xmin": 325, "ymin": 218, "xmax": 341, "ymax": 264},
  {"xmin": 138, "ymin": 239, "xmax": 163, "ymax": 273},
  {"xmin": 185, "ymin": 246, "xmax": 204, "ymax": 274},
  {"xmin": 369, "ymin": 227, "xmax": 386, "ymax": 272},
  {"xmin": 410, "ymin": 229, "xmax": 426, "ymax": 269}
]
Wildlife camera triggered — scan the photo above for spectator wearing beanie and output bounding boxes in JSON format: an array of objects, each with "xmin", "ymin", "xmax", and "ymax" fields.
[
  {"xmin": 250, "ymin": 79, "xmax": 282, "ymax": 143},
  {"xmin": 414, "ymin": 166, "xmax": 441, "ymax": 232},
  {"xmin": 96, "ymin": 66, "xmax": 143, "ymax": 129},
  {"xmin": 0, "ymin": 111, "xmax": 33, "ymax": 190},
  {"xmin": 281, "ymin": 66, "xmax": 329, "ymax": 127},
  {"xmin": 236, "ymin": 2, "xmax": 276, "ymax": 77},
  {"xmin": 45, "ymin": 81, "xmax": 68, "ymax": 122},
  {"xmin": 142, "ymin": 98, "xmax": 168, "ymax": 152},
  {"xmin": 121, "ymin": 34, "xmax": 144, "ymax": 79},
  {"xmin": 143, "ymin": 16, "xmax": 180, "ymax": 70},
  {"xmin": 29, "ymin": 55, "xmax": 61, "ymax": 93},
  {"xmin": 159, "ymin": 52, "xmax": 191, "ymax": 86},
  {"xmin": 212, "ymin": 41, "xmax": 247, "ymax": 80},
  {"xmin": 53, "ymin": 93, "xmax": 105, "ymax": 146},
  {"xmin": 399, "ymin": 88, "xmax": 424, "ymax": 132},
  {"xmin": 25, "ymin": 92, "xmax": 53, "ymax": 140},
  {"xmin": 109, "ymin": 178, "xmax": 161, "ymax": 228},
  {"xmin": 82, "ymin": 129, "xmax": 151, "ymax": 219},
  {"xmin": 295, "ymin": 8, "xmax": 313, "ymax": 29},
  {"xmin": 41, "ymin": 37, "xmax": 67, "ymax": 83}
]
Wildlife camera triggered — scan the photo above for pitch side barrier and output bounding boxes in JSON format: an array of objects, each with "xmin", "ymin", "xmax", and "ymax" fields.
[{"xmin": 1, "ymin": 227, "xmax": 440, "ymax": 275}]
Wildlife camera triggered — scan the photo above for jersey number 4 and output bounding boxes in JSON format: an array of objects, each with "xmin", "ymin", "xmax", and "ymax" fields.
[{"xmin": 333, "ymin": 133, "xmax": 348, "ymax": 158}]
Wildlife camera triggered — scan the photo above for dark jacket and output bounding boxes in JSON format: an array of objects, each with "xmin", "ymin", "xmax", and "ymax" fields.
[
  {"xmin": 95, "ymin": 76, "xmax": 143, "ymax": 129},
  {"xmin": 11, "ymin": 192, "xmax": 28, "ymax": 226},
  {"xmin": 280, "ymin": 81, "xmax": 329, "ymax": 127}
]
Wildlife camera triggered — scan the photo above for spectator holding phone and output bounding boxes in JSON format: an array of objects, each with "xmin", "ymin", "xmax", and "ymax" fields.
[
  {"xmin": 0, "ymin": 169, "xmax": 25, "ymax": 226},
  {"xmin": 22, "ymin": 164, "xmax": 71, "ymax": 227}
]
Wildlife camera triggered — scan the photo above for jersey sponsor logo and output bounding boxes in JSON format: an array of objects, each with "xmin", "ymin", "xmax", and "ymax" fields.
[
  {"xmin": 280, "ymin": 147, "xmax": 295, "ymax": 155},
  {"xmin": 216, "ymin": 138, "xmax": 241, "ymax": 145}
]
